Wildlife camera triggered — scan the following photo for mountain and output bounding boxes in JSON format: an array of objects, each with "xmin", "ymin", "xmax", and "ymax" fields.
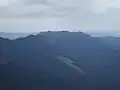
[
  {"xmin": 0, "ymin": 34, "xmax": 86, "ymax": 90},
  {"xmin": 95, "ymin": 36, "xmax": 120, "ymax": 50},
  {"xmin": 40, "ymin": 31, "xmax": 120, "ymax": 83},
  {"xmin": 0, "ymin": 32, "xmax": 37, "ymax": 39},
  {"xmin": 0, "ymin": 31, "xmax": 120, "ymax": 90},
  {"xmin": 40, "ymin": 31, "xmax": 116, "ymax": 63}
]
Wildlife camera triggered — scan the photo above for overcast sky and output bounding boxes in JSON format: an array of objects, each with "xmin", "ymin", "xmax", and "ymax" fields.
[{"xmin": 0, "ymin": 0, "xmax": 120, "ymax": 33}]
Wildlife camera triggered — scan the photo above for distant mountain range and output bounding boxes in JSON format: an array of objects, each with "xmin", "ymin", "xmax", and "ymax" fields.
[
  {"xmin": 95, "ymin": 36, "xmax": 120, "ymax": 50},
  {"xmin": 1, "ymin": 31, "xmax": 120, "ymax": 39},
  {"xmin": 0, "ymin": 31, "xmax": 120, "ymax": 90},
  {"xmin": 0, "ymin": 32, "xmax": 37, "ymax": 39},
  {"xmin": 87, "ymin": 31, "xmax": 120, "ymax": 37}
]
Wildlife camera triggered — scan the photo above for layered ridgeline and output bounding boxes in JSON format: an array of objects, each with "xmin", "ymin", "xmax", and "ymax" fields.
[
  {"xmin": 95, "ymin": 36, "xmax": 120, "ymax": 50},
  {"xmin": 0, "ymin": 31, "xmax": 120, "ymax": 90},
  {"xmin": 0, "ymin": 32, "xmax": 31, "ymax": 39}
]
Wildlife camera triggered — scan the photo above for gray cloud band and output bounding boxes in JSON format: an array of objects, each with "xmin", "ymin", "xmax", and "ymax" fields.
[{"xmin": 0, "ymin": 0, "xmax": 120, "ymax": 32}]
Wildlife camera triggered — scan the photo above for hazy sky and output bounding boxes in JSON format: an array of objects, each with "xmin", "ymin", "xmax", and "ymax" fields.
[{"xmin": 0, "ymin": 0, "xmax": 120, "ymax": 32}]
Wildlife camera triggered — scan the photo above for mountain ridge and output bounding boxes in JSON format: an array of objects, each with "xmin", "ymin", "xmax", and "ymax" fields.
[{"xmin": 0, "ymin": 31, "xmax": 120, "ymax": 90}]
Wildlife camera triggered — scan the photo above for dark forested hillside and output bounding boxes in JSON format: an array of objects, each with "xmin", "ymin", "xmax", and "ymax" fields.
[{"xmin": 0, "ymin": 31, "xmax": 120, "ymax": 90}]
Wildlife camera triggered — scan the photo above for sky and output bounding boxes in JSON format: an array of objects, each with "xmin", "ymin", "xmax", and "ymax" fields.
[{"xmin": 0, "ymin": 0, "xmax": 120, "ymax": 33}]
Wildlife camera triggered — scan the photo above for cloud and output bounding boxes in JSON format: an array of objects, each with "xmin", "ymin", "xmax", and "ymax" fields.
[
  {"xmin": 0, "ymin": 17, "xmax": 61, "ymax": 32},
  {"xmin": 24, "ymin": 0, "xmax": 48, "ymax": 5},
  {"xmin": 0, "ymin": 0, "xmax": 90, "ymax": 17},
  {"xmin": 0, "ymin": 0, "xmax": 120, "ymax": 32}
]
